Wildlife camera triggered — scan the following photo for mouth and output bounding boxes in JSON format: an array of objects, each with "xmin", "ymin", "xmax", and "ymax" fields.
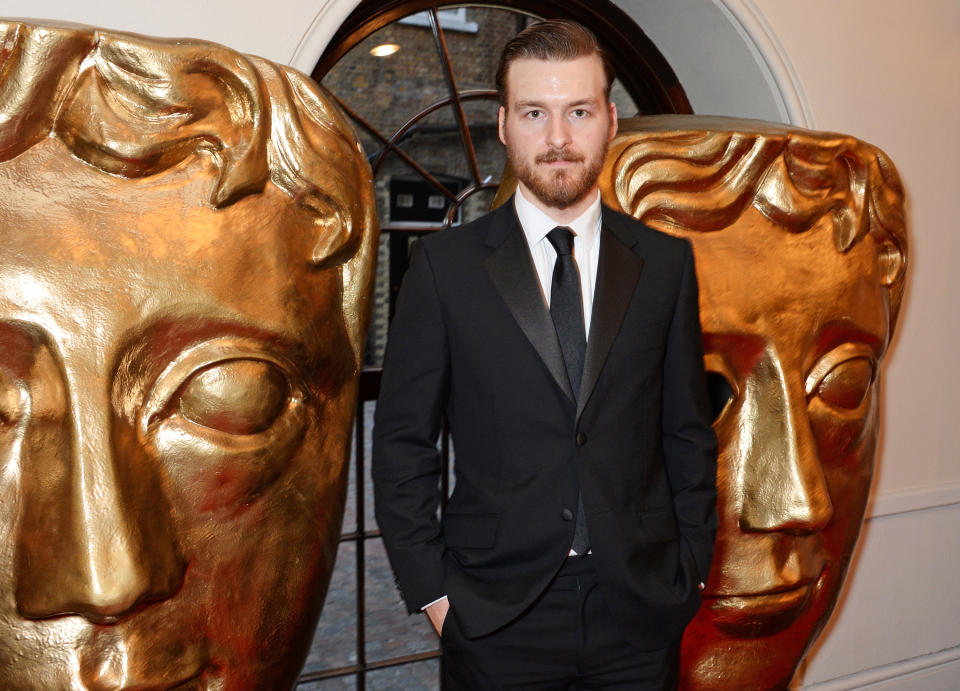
[
  {"xmin": 536, "ymin": 151, "xmax": 583, "ymax": 165},
  {"xmin": 706, "ymin": 570, "xmax": 825, "ymax": 637}
]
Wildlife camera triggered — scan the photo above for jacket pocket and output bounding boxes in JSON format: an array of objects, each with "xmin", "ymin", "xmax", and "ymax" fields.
[{"xmin": 442, "ymin": 513, "xmax": 498, "ymax": 548}]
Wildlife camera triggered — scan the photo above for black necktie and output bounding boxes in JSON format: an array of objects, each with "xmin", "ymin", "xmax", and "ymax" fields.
[{"xmin": 546, "ymin": 226, "xmax": 589, "ymax": 555}]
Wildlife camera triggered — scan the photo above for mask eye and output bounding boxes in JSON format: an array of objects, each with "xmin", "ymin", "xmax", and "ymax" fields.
[
  {"xmin": 814, "ymin": 357, "xmax": 873, "ymax": 410},
  {"xmin": 805, "ymin": 343, "xmax": 876, "ymax": 411},
  {"xmin": 0, "ymin": 369, "xmax": 18, "ymax": 425},
  {"xmin": 177, "ymin": 359, "xmax": 290, "ymax": 435},
  {"xmin": 703, "ymin": 352, "xmax": 738, "ymax": 422},
  {"xmin": 706, "ymin": 371, "xmax": 735, "ymax": 421}
]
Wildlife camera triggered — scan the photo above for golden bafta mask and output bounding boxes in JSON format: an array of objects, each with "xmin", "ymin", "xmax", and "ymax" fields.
[
  {"xmin": 603, "ymin": 115, "xmax": 907, "ymax": 690},
  {"xmin": 0, "ymin": 21, "xmax": 377, "ymax": 689}
]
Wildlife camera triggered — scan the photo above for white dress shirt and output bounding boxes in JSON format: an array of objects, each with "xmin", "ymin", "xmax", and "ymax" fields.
[
  {"xmin": 514, "ymin": 186, "xmax": 603, "ymax": 334},
  {"xmin": 516, "ymin": 186, "xmax": 602, "ymax": 557}
]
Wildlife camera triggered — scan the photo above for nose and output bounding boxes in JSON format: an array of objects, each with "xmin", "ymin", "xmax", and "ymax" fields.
[
  {"xmin": 736, "ymin": 349, "xmax": 834, "ymax": 535},
  {"xmin": 14, "ymin": 355, "xmax": 184, "ymax": 623},
  {"xmin": 546, "ymin": 114, "xmax": 572, "ymax": 150}
]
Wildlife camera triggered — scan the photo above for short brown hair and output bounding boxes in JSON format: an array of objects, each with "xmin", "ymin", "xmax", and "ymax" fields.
[{"xmin": 495, "ymin": 19, "xmax": 615, "ymax": 105}]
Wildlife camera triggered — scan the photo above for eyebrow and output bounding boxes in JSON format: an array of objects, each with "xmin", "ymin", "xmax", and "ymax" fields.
[
  {"xmin": 814, "ymin": 322, "xmax": 885, "ymax": 360},
  {"xmin": 514, "ymin": 98, "xmax": 600, "ymax": 109}
]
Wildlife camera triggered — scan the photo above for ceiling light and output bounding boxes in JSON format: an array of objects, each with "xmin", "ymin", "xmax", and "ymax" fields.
[{"xmin": 369, "ymin": 43, "xmax": 400, "ymax": 57}]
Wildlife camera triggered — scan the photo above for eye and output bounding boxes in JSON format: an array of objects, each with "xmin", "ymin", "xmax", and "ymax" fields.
[
  {"xmin": 805, "ymin": 343, "xmax": 876, "ymax": 411},
  {"xmin": 814, "ymin": 357, "xmax": 874, "ymax": 409},
  {"xmin": 572, "ymin": 109, "xmax": 588, "ymax": 118},
  {"xmin": 526, "ymin": 109, "xmax": 542, "ymax": 119},
  {"xmin": 177, "ymin": 359, "xmax": 290, "ymax": 435}
]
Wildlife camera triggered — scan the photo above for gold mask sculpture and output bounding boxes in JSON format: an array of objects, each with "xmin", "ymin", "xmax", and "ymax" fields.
[
  {"xmin": 602, "ymin": 116, "xmax": 907, "ymax": 690},
  {"xmin": 0, "ymin": 20, "xmax": 377, "ymax": 690}
]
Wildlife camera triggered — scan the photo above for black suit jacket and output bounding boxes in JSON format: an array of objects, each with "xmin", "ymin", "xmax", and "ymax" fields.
[{"xmin": 372, "ymin": 199, "xmax": 717, "ymax": 650}]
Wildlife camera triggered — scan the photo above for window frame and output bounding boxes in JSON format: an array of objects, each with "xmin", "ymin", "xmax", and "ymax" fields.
[{"xmin": 298, "ymin": 2, "xmax": 692, "ymax": 687}]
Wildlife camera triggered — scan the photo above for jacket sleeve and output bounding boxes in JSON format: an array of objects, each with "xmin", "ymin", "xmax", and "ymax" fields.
[
  {"xmin": 661, "ymin": 240, "xmax": 718, "ymax": 584},
  {"xmin": 372, "ymin": 240, "xmax": 450, "ymax": 613}
]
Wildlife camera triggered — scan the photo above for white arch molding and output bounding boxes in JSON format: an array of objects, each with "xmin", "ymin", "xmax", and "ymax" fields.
[
  {"xmin": 287, "ymin": 0, "xmax": 811, "ymax": 127},
  {"xmin": 289, "ymin": 0, "xmax": 354, "ymax": 73},
  {"xmin": 714, "ymin": 0, "xmax": 813, "ymax": 127}
]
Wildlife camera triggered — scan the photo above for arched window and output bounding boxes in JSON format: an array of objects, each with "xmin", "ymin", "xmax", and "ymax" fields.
[{"xmin": 297, "ymin": 3, "xmax": 690, "ymax": 687}]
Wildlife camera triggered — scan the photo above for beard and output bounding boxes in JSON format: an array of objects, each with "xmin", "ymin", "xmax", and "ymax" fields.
[{"xmin": 509, "ymin": 143, "xmax": 607, "ymax": 210}]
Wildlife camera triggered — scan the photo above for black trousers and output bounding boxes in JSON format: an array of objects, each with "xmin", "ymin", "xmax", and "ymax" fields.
[{"xmin": 441, "ymin": 556, "xmax": 680, "ymax": 690}]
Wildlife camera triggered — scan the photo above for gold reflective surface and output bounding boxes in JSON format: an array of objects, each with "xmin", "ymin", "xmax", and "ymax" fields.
[
  {"xmin": 604, "ymin": 116, "xmax": 907, "ymax": 690},
  {"xmin": 0, "ymin": 20, "xmax": 377, "ymax": 690}
]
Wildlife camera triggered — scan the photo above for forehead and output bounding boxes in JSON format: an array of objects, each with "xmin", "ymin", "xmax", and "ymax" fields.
[
  {"xmin": 684, "ymin": 210, "xmax": 889, "ymax": 360},
  {"xmin": 0, "ymin": 140, "xmax": 339, "ymax": 361},
  {"xmin": 504, "ymin": 55, "xmax": 607, "ymax": 102}
]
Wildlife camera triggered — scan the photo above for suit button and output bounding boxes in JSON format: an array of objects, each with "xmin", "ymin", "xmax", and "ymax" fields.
[
  {"xmin": 561, "ymin": 508, "xmax": 574, "ymax": 521},
  {"xmin": 576, "ymin": 432, "xmax": 587, "ymax": 446}
]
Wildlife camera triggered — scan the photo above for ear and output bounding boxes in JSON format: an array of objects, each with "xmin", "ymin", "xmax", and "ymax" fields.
[
  {"xmin": 498, "ymin": 106, "xmax": 507, "ymax": 146},
  {"xmin": 608, "ymin": 101, "xmax": 618, "ymax": 141}
]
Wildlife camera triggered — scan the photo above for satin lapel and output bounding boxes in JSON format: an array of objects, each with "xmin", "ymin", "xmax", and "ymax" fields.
[
  {"xmin": 483, "ymin": 213, "xmax": 574, "ymax": 402},
  {"xmin": 577, "ymin": 217, "xmax": 644, "ymax": 420}
]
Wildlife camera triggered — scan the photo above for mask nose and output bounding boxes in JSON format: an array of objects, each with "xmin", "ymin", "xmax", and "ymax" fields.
[
  {"xmin": 736, "ymin": 348, "xmax": 833, "ymax": 536},
  {"xmin": 13, "ymin": 345, "xmax": 184, "ymax": 624}
]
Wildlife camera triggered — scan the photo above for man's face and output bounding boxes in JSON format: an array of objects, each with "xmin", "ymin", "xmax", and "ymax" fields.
[
  {"xmin": 0, "ymin": 139, "xmax": 357, "ymax": 689},
  {"xmin": 498, "ymin": 55, "xmax": 616, "ymax": 212},
  {"xmin": 678, "ymin": 209, "xmax": 890, "ymax": 690}
]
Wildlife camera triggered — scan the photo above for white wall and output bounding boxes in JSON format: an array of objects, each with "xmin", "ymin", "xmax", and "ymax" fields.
[
  {"xmin": 5, "ymin": 0, "xmax": 319, "ymax": 65},
  {"xmin": 615, "ymin": 0, "xmax": 792, "ymax": 122},
  {"xmin": 3, "ymin": 0, "xmax": 958, "ymax": 687}
]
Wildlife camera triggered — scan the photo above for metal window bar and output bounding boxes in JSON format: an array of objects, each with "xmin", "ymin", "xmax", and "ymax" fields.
[
  {"xmin": 295, "ymin": 11, "xmax": 488, "ymax": 686},
  {"xmin": 427, "ymin": 8, "xmax": 483, "ymax": 186}
]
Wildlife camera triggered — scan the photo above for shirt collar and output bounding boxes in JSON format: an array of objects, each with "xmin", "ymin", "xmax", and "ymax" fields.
[{"xmin": 514, "ymin": 186, "xmax": 602, "ymax": 251}]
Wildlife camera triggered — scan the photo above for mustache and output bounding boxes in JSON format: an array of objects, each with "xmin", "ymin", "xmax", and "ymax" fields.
[{"xmin": 536, "ymin": 148, "xmax": 584, "ymax": 164}]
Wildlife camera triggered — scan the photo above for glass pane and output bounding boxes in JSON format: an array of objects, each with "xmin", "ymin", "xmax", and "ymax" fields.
[
  {"xmin": 367, "ymin": 660, "xmax": 440, "ymax": 690},
  {"xmin": 361, "ymin": 400, "xmax": 376, "ymax": 529},
  {"xmin": 365, "ymin": 538, "xmax": 438, "ymax": 662},
  {"xmin": 375, "ymin": 100, "xmax": 502, "ymax": 228},
  {"xmin": 297, "ymin": 677, "xmax": 356, "ymax": 690},
  {"xmin": 341, "ymin": 409, "xmax": 359, "ymax": 534},
  {"xmin": 336, "ymin": 399, "xmax": 375, "ymax": 536},
  {"xmin": 445, "ymin": 6, "xmax": 537, "ymax": 92},
  {"xmin": 322, "ymin": 19, "xmax": 447, "ymax": 161},
  {"xmin": 300, "ymin": 540, "xmax": 357, "ymax": 674}
]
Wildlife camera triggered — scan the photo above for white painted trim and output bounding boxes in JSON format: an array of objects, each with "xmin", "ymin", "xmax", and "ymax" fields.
[
  {"xmin": 867, "ymin": 481, "xmax": 960, "ymax": 520},
  {"xmin": 714, "ymin": 0, "xmax": 814, "ymax": 127},
  {"xmin": 802, "ymin": 645, "xmax": 960, "ymax": 690},
  {"xmin": 288, "ymin": 0, "xmax": 359, "ymax": 74}
]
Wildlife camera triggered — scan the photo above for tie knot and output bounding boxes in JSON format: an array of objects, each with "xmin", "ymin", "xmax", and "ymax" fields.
[{"xmin": 547, "ymin": 226, "xmax": 575, "ymax": 257}]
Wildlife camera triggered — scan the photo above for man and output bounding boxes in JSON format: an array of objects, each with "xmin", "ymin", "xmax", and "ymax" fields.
[
  {"xmin": 0, "ymin": 20, "xmax": 376, "ymax": 689},
  {"xmin": 373, "ymin": 20, "xmax": 717, "ymax": 689}
]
